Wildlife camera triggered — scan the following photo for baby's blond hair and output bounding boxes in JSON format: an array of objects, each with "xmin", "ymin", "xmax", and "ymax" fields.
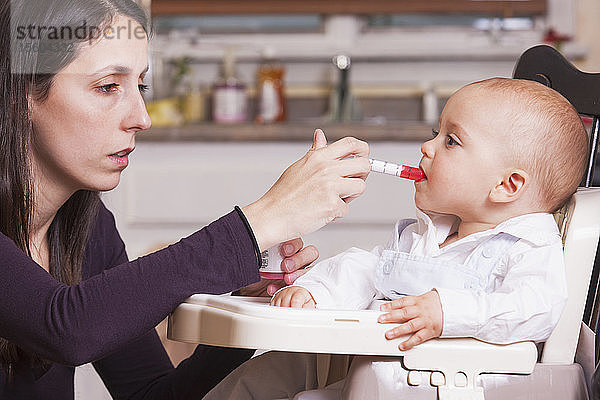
[{"xmin": 470, "ymin": 78, "xmax": 589, "ymax": 212}]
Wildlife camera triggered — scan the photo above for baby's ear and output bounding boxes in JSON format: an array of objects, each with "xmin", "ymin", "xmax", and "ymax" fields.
[{"xmin": 489, "ymin": 170, "xmax": 528, "ymax": 203}]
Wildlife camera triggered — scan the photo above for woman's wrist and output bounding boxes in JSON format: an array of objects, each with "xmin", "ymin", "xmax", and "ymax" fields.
[
  {"xmin": 241, "ymin": 199, "xmax": 282, "ymax": 252},
  {"xmin": 234, "ymin": 206, "xmax": 263, "ymax": 266}
]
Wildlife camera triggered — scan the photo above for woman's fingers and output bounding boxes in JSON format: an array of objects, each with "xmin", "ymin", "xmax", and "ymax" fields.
[
  {"xmin": 337, "ymin": 177, "xmax": 367, "ymax": 200},
  {"xmin": 282, "ymin": 244, "xmax": 318, "ymax": 272},
  {"xmin": 323, "ymin": 136, "xmax": 370, "ymax": 159},
  {"xmin": 280, "ymin": 238, "xmax": 304, "ymax": 257},
  {"xmin": 337, "ymin": 157, "xmax": 372, "ymax": 180},
  {"xmin": 311, "ymin": 129, "xmax": 328, "ymax": 150},
  {"xmin": 266, "ymin": 283, "xmax": 279, "ymax": 296},
  {"xmin": 276, "ymin": 239, "xmax": 318, "ymax": 284},
  {"xmin": 330, "ymin": 198, "xmax": 350, "ymax": 222},
  {"xmin": 283, "ymin": 268, "xmax": 310, "ymax": 285},
  {"xmin": 329, "ymin": 158, "xmax": 371, "ymax": 204}
]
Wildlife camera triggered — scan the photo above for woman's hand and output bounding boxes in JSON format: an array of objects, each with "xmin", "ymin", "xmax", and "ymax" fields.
[
  {"xmin": 242, "ymin": 129, "xmax": 370, "ymax": 251},
  {"xmin": 237, "ymin": 237, "xmax": 319, "ymax": 297}
]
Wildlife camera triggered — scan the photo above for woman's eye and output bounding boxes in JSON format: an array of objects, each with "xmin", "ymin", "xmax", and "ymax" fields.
[
  {"xmin": 138, "ymin": 84, "xmax": 149, "ymax": 93},
  {"xmin": 96, "ymin": 83, "xmax": 119, "ymax": 94},
  {"xmin": 431, "ymin": 129, "xmax": 440, "ymax": 138},
  {"xmin": 446, "ymin": 135, "xmax": 459, "ymax": 146}
]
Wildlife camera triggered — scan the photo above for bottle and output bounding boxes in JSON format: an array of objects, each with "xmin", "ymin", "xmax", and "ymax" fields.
[
  {"xmin": 212, "ymin": 47, "xmax": 247, "ymax": 123},
  {"xmin": 182, "ymin": 82, "xmax": 205, "ymax": 124},
  {"xmin": 179, "ymin": 71, "xmax": 204, "ymax": 124},
  {"xmin": 259, "ymin": 244, "xmax": 285, "ymax": 279},
  {"xmin": 422, "ymin": 82, "xmax": 438, "ymax": 125},
  {"xmin": 255, "ymin": 47, "xmax": 286, "ymax": 124}
]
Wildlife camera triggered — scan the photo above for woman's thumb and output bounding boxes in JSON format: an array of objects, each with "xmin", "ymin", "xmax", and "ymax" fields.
[{"xmin": 311, "ymin": 129, "xmax": 327, "ymax": 150}]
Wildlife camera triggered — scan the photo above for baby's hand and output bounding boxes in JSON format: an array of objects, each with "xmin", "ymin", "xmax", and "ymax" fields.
[
  {"xmin": 270, "ymin": 286, "xmax": 316, "ymax": 308},
  {"xmin": 377, "ymin": 290, "xmax": 443, "ymax": 351}
]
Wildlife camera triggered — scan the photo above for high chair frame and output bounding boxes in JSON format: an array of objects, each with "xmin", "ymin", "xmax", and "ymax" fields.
[{"xmin": 167, "ymin": 45, "xmax": 600, "ymax": 400}]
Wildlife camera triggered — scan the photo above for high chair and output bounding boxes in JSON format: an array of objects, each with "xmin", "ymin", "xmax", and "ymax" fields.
[{"xmin": 167, "ymin": 45, "xmax": 600, "ymax": 400}]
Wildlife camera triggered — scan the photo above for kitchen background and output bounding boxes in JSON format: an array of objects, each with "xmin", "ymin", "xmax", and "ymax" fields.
[{"xmin": 79, "ymin": 1, "xmax": 600, "ymax": 397}]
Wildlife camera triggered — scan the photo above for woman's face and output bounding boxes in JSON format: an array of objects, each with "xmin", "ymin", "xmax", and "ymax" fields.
[{"xmin": 29, "ymin": 15, "xmax": 151, "ymax": 195}]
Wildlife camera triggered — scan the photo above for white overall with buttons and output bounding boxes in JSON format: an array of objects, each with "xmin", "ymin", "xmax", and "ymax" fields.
[{"xmin": 295, "ymin": 209, "xmax": 567, "ymax": 343}]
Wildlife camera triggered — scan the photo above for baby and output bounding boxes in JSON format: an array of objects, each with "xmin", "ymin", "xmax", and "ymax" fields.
[
  {"xmin": 272, "ymin": 77, "xmax": 589, "ymax": 351},
  {"xmin": 204, "ymin": 78, "xmax": 589, "ymax": 400}
]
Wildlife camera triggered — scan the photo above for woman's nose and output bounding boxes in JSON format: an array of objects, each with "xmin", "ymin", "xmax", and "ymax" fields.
[{"xmin": 124, "ymin": 91, "xmax": 152, "ymax": 132}]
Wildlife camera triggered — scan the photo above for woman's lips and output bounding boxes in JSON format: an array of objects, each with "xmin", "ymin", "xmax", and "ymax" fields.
[
  {"xmin": 108, "ymin": 147, "xmax": 134, "ymax": 168},
  {"xmin": 110, "ymin": 147, "xmax": 134, "ymax": 157},
  {"xmin": 108, "ymin": 154, "xmax": 129, "ymax": 167}
]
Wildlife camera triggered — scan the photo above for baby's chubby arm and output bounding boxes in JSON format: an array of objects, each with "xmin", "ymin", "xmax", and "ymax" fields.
[
  {"xmin": 270, "ymin": 286, "xmax": 316, "ymax": 308},
  {"xmin": 270, "ymin": 246, "xmax": 382, "ymax": 310},
  {"xmin": 378, "ymin": 290, "xmax": 444, "ymax": 350},
  {"xmin": 435, "ymin": 241, "xmax": 567, "ymax": 344}
]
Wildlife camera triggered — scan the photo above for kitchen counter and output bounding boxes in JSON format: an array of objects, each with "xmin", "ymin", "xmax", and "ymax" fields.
[{"xmin": 137, "ymin": 122, "xmax": 433, "ymax": 142}]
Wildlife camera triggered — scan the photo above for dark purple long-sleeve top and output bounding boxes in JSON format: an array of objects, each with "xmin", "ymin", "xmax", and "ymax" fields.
[{"xmin": 0, "ymin": 202, "xmax": 261, "ymax": 399}]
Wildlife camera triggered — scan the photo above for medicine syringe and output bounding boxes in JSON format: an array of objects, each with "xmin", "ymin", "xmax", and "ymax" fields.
[{"xmin": 369, "ymin": 159, "xmax": 425, "ymax": 182}]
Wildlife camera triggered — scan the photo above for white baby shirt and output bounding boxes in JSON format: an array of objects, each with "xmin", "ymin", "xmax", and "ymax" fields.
[{"xmin": 292, "ymin": 209, "xmax": 567, "ymax": 344}]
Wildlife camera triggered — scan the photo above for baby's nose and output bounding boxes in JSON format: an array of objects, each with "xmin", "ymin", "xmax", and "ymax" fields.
[{"xmin": 421, "ymin": 139, "xmax": 435, "ymax": 157}]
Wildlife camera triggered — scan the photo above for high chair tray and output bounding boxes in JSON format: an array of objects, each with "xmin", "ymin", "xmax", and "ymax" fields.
[
  {"xmin": 168, "ymin": 294, "xmax": 401, "ymax": 356},
  {"xmin": 168, "ymin": 294, "xmax": 537, "ymax": 374}
]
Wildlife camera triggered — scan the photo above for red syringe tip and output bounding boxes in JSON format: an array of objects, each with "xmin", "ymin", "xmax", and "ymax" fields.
[{"xmin": 400, "ymin": 166, "xmax": 426, "ymax": 181}]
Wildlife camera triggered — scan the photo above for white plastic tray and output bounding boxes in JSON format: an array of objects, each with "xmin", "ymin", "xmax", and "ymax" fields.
[
  {"xmin": 168, "ymin": 294, "xmax": 405, "ymax": 355},
  {"xmin": 167, "ymin": 294, "xmax": 537, "ymax": 371}
]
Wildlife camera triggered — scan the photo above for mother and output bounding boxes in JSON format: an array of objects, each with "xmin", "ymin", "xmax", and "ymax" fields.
[{"xmin": 0, "ymin": 0, "xmax": 370, "ymax": 398}]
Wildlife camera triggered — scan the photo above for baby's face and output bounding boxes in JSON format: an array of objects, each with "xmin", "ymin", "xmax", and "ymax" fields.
[{"xmin": 415, "ymin": 85, "xmax": 511, "ymax": 219}]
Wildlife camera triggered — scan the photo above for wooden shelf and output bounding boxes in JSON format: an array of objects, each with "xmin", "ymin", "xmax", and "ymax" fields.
[
  {"xmin": 138, "ymin": 122, "xmax": 433, "ymax": 143},
  {"xmin": 152, "ymin": 0, "xmax": 546, "ymax": 17}
]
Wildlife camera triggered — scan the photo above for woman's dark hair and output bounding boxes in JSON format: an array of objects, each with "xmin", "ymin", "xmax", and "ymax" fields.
[{"xmin": 0, "ymin": 0, "xmax": 149, "ymax": 370}]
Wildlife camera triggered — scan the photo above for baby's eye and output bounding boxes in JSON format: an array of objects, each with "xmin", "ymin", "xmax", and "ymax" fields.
[
  {"xmin": 138, "ymin": 84, "xmax": 150, "ymax": 93},
  {"xmin": 446, "ymin": 135, "xmax": 459, "ymax": 147},
  {"xmin": 431, "ymin": 129, "xmax": 440, "ymax": 138}
]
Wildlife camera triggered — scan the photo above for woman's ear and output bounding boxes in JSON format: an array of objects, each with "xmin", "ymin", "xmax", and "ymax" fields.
[
  {"xmin": 27, "ymin": 91, "xmax": 36, "ymax": 116},
  {"xmin": 27, "ymin": 90, "xmax": 40, "ymax": 126},
  {"xmin": 489, "ymin": 170, "xmax": 529, "ymax": 203}
]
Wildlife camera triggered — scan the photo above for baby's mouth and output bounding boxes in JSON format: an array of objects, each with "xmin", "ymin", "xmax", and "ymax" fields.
[{"xmin": 416, "ymin": 165, "xmax": 427, "ymax": 182}]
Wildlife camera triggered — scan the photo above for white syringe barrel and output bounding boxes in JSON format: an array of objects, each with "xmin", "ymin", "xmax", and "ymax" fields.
[{"xmin": 369, "ymin": 159, "xmax": 402, "ymax": 176}]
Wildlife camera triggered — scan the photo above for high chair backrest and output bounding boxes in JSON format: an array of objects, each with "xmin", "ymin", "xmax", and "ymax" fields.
[
  {"xmin": 542, "ymin": 189, "xmax": 600, "ymax": 363},
  {"xmin": 513, "ymin": 44, "xmax": 600, "ymax": 187},
  {"xmin": 513, "ymin": 45, "xmax": 600, "ymax": 364}
]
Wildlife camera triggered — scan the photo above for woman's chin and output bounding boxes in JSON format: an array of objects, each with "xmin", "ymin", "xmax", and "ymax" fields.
[{"xmin": 89, "ymin": 174, "xmax": 121, "ymax": 192}]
